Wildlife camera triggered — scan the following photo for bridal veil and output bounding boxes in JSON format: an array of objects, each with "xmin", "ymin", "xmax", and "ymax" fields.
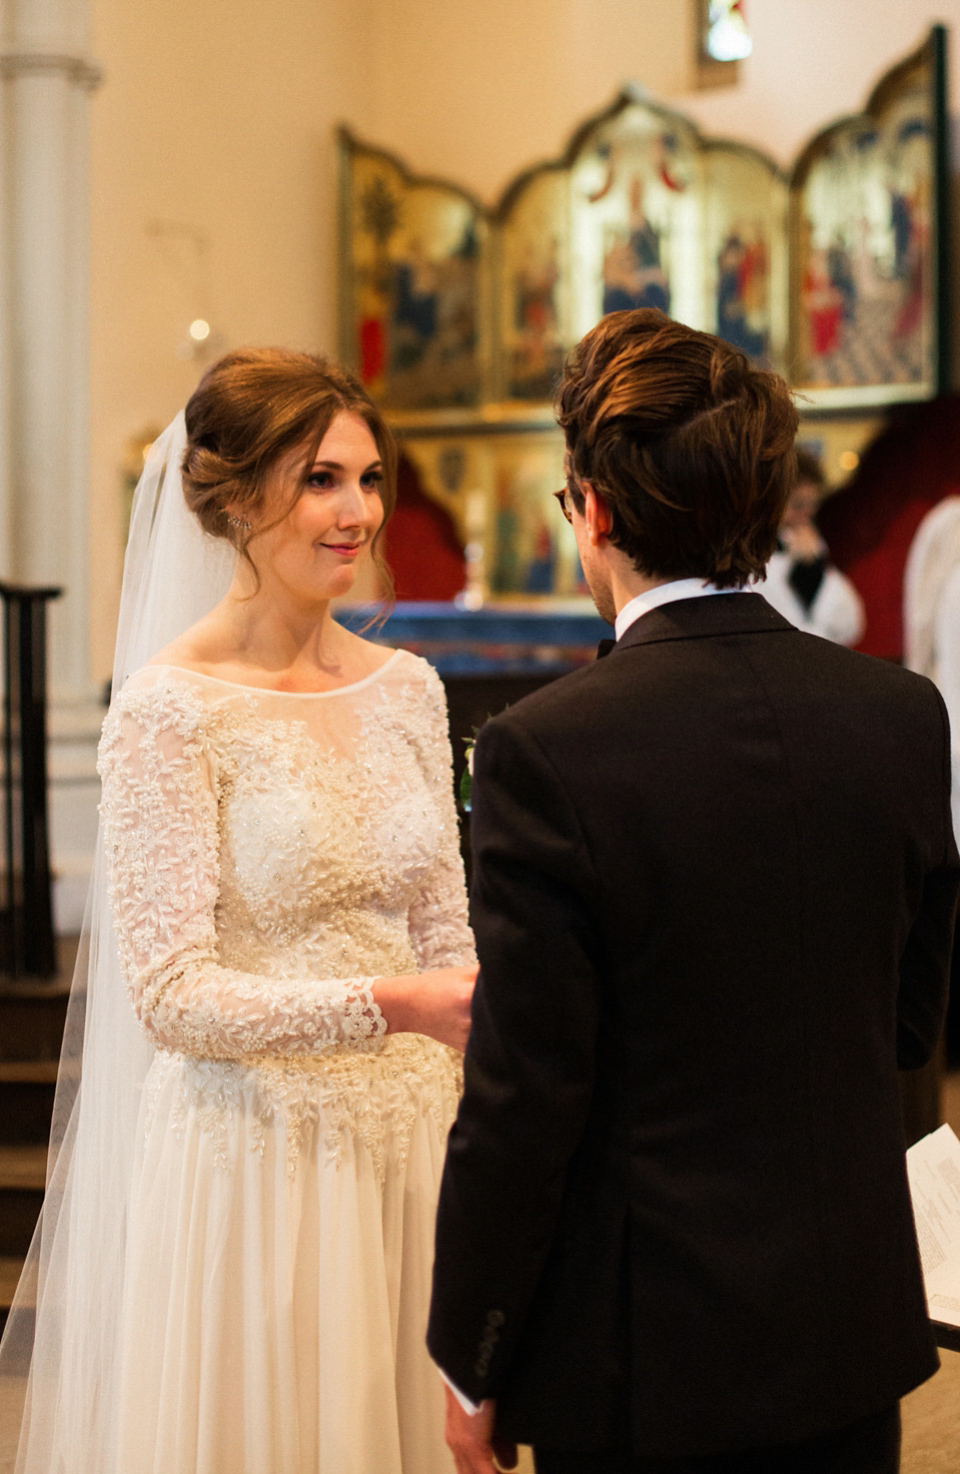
[{"xmin": 0, "ymin": 414, "xmax": 236, "ymax": 1473}]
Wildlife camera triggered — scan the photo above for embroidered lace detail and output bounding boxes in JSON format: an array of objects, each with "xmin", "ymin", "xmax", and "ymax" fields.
[
  {"xmin": 98, "ymin": 652, "xmax": 474, "ymax": 1168},
  {"xmin": 143, "ymin": 1036, "xmax": 463, "ymax": 1180}
]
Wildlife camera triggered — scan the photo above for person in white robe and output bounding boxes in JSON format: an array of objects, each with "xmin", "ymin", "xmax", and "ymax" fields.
[
  {"xmin": 761, "ymin": 448, "xmax": 865, "ymax": 646},
  {"xmin": 904, "ymin": 494, "xmax": 960, "ymax": 840}
]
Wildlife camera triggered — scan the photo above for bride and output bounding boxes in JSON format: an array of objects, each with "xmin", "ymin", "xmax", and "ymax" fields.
[{"xmin": 0, "ymin": 348, "xmax": 476, "ymax": 1473}]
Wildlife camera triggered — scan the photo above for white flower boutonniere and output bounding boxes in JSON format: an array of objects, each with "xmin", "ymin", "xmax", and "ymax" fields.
[
  {"xmin": 459, "ymin": 735, "xmax": 477, "ymax": 812},
  {"xmin": 459, "ymin": 711, "xmax": 503, "ymax": 812}
]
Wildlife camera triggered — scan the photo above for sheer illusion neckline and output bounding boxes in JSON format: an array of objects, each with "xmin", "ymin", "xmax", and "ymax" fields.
[{"xmin": 146, "ymin": 647, "xmax": 404, "ymax": 699}]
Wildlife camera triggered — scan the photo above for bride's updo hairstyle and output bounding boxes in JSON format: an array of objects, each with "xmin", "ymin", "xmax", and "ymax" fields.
[
  {"xmin": 182, "ymin": 347, "xmax": 397, "ymax": 595},
  {"xmin": 556, "ymin": 308, "xmax": 799, "ymax": 588}
]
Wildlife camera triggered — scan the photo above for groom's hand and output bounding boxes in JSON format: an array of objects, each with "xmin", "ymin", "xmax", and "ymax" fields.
[
  {"xmin": 374, "ymin": 966, "xmax": 477, "ymax": 1052},
  {"xmin": 444, "ymin": 1384, "xmax": 518, "ymax": 1473}
]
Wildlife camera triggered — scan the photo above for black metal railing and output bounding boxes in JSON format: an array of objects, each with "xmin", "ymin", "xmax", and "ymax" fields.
[{"xmin": 0, "ymin": 583, "xmax": 62, "ymax": 979}]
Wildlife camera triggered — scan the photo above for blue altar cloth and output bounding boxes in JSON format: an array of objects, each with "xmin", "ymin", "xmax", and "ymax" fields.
[{"xmin": 336, "ymin": 601, "xmax": 613, "ymax": 675}]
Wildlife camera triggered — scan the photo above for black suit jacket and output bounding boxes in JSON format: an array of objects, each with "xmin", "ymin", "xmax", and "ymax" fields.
[{"xmin": 428, "ymin": 593, "xmax": 960, "ymax": 1459}]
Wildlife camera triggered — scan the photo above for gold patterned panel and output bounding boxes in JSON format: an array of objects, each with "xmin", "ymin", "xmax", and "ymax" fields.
[
  {"xmin": 789, "ymin": 33, "xmax": 941, "ymax": 408},
  {"xmin": 340, "ymin": 132, "xmax": 490, "ymax": 411}
]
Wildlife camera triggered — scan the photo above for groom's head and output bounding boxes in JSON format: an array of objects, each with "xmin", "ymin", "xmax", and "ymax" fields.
[{"xmin": 556, "ymin": 309, "xmax": 799, "ymax": 590}]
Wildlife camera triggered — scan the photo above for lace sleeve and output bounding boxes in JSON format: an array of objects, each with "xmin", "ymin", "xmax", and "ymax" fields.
[
  {"xmin": 405, "ymin": 664, "xmax": 476, "ymax": 970},
  {"xmin": 98, "ymin": 683, "xmax": 387, "ymax": 1059}
]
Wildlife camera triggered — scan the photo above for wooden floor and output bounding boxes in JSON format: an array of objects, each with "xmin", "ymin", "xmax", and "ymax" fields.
[
  {"xmin": 902, "ymin": 1354, "xmax": 960, "ymax": 1472},
  {"xmin": 899, "ymin": 1074, "xmax": 960, "ymax": 1471}
]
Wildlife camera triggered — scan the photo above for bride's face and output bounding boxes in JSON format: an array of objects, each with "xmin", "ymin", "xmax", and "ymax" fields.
[{"xmin": 249, "ymin": 411, "xmax": 385, "ymax": 605}]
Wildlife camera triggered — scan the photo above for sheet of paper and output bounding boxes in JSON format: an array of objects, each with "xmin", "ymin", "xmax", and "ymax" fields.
[{"xmin": 906, "ymin": 1122, "xmax": 960, "ymax": 1327}]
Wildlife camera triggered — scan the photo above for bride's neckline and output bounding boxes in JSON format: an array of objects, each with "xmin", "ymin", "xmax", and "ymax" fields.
[{"xmin": 147, "ymin": 647, "xmax": 404, "ymax": 699}]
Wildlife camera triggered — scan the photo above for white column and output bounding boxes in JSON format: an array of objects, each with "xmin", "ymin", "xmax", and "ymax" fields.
[
  {"xmin": 1, "ymin": 0, "xmax": 102, "ymax": 930},
  {"xmin": 1, "ymin": 14, "xmax": 100, "ymax": 696}
]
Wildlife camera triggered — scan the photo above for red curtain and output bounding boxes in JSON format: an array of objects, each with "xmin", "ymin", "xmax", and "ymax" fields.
[
  {"xmin": 817, "ymin": 395, "xmax": 960, "ymax": 660},
  {"xmin": 384, "ymin": 454, "xmax": 466, "ymax": 601}
]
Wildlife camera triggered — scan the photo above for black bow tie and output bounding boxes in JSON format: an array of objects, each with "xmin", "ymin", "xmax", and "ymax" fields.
[{"xmin": 597, "ymin": 638, "xmax": 616, "ymax": 659}]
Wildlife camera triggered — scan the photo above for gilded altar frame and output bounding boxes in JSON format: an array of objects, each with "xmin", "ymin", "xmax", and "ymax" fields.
[{"xmin": 337, "ymin": 28, "xmax": 949, "ymax": 602}]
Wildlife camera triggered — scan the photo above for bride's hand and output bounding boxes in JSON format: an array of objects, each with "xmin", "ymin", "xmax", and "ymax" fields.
[{"xmin": 374, "ymin": 966, "xmax": 478, "ymax": 1052}]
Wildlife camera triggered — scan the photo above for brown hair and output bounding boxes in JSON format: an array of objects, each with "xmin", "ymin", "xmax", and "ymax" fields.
[
  {"xmin": 182, "ymin": 347, "xmax": 397, "ymax": 598},
  {"xmin": 556, "ymin": 309, "xmax": 799, "ymax": 588}
]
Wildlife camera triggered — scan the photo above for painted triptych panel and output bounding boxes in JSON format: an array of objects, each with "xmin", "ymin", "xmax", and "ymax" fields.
[
  {"xmin": 341, "ymin": 144, "xmax": 488, "ymax": 411},
  {"xmin": 338, "ymin": 29, "xmax": 947, "ymax": 605},
  {"xmin": 341, "ymin": 29, "xmax": 944, "ymax": 414},
  {"xmin": 789, "ymin": 33, "xmax": 943, "ymax": 407}
]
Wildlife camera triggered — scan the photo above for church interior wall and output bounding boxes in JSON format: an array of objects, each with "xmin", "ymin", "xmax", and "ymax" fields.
[
  {"xmin": 678, "ymin": 0, "xmax": 960, "ymax": 167},
  {"xmin": 87, "ymin": 0, "xmax": 960, "ymax": 685},
  {"xmin": 41, "ymin": 0, "xmax": 958, "ymax": 929},
  {"xmin": 88, "ymin": 0, "xmax": 377, "ymax": 683}
]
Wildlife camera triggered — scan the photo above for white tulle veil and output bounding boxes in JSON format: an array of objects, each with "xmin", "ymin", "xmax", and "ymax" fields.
[{"xmin": 0, "ymin": 414, "xmax": 237, "ymax": 1473}]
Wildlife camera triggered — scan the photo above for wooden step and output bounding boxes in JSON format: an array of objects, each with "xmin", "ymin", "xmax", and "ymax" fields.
[
  {"xmin": 0, "ymin": 936, "xmax": 79, "ymax": 994},
  {"xmin": 0, "ymin": 990, "xmax": 70, "ymax": 1063},
  {"xmin": 0, "ymin": 1255, "xmax": 34, "ymax": 1370},
  {"xmin": 0, "ymin": 1146, "xmax": 47, "ymax": 1191},
  {"xmin": 0, "ymin": 1063, "xmax": 79, "ymax": 1149},
  {"xmin": 0, "ymin": 1062, "xmax": 58, "ymax": 1084},
  {"xmin": 0, "ymin": 1255, "xmax": 25, "ymax": 1306},
  {"xmin": 0, "ymin": 1145, "xmax": 46, "ymax": 1257},
  {"xmin": 0, "ymin": 1255, "xmax": 27, "ymax": 1337},
  {"xmin": 0, "ymin": 1069, "xmax": 58, "ymax": 1145},
  {"xmin": 0, "ymin": 936, "xmax": 79, "ymax": 1062}
]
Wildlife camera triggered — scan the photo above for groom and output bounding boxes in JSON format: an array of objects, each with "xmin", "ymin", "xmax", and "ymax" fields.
[{"xmin": 428, "ymin": 309, "xmax": 960, "ymax": 1473}]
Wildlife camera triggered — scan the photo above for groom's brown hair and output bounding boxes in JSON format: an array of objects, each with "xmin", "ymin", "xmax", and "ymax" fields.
[{"xmin": 556, "ymin": 309, "xmax": 799, "ymax": 588}]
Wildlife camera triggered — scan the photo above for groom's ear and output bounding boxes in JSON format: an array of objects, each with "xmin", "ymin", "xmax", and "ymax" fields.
[{"xmin": 583, "ymin": 484, "xmax": 614, "ymax": 545}]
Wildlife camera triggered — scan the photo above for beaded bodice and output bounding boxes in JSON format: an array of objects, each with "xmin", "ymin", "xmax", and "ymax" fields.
[{"xmin": 98, "ymin": 650, "xmax": 475, "ymax": 1065}]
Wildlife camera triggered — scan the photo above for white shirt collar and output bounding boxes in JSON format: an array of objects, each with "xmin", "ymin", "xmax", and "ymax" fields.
[{"xmin": 614, "ymin": 578, "xmax": 751, "ymax": 641}]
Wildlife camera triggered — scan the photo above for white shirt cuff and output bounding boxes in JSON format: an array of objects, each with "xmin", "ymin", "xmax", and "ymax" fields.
[{"xmin": 438, "ymin": 1366, "xmax": 484, "ymax": 1416}]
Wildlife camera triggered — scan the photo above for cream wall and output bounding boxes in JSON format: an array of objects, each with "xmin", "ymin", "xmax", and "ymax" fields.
[
  {"xmin": 679, "ymin": 0, "xmax": 960, "ymax": 166},
  {"xmin": 361, "ymin": 0, "xmax": 960, "ymax": 199},
  {"xmin": 88, "ymin": 0, "xmax": 960, "ymax": 681},
  {"xmin": 364, "ymin": 0, "xmax": 694, "ymax": 203},
  {"xmin": 88, "ymin": 0, "xmax": 378, "ymax": 679},
  {"xmin": 87, "ymin": 0, "xmax": 700, "ymax": 682}
]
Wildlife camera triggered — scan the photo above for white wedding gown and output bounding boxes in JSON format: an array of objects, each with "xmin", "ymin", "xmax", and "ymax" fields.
[{"xmin": 93, "ymin": 648, "xmax": 472, "ymax": 1474}]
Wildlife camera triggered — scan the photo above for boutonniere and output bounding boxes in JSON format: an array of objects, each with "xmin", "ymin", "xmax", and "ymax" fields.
[
  {"xmin": 459, "ymin": 711, "xmax": 503, "ymax": 812},
  {"xmin": 460, "ymin": 732, "xmax": 478, "ymax": 812}
]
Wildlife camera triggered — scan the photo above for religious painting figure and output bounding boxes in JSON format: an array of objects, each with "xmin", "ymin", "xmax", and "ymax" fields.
[
  {"xmin": 716, "ymin": 227, "xmax": 768, "ymax": 360},
  {"xmin": 392, "ymin": 241, "xmax": 441, "ymax": 370},
  {"xmin": 348, "ymin": 149, "xmax": 483, "ymax": 411},
  {"xmin": 387, "ymin": 223, "xmax": 481, "ymax": 406},
  {"xmin": 356, "ymin": 172, "xmax": 401, "ymax": 396},
  {"xmin": 523, "ymin": 517, "xmax": 556, "ymax": 595},
  {"xmin": 509, "ymin": 237, "xmax": 565, "ymax": 400},
  {"xmin": 826, "ymin": 232, "xmax": 857, "ymax": 326},
  {"xmin": 602, "ymin": 177, "xmax": 671, "ymax": 316},
  {"xmin": 891, "ymin": 178, "xmax": 928, "ymax": 342},
  {"xmin": 492, "ymin": 471, "xmax": 522, "ymax": 596},
  {"xmin": 794, "ymin": 73, "xmax": 935, "ymax": 394},
  {"xmin": 802, "ymin": 245, "xmax": 845, "ymax": 360}
]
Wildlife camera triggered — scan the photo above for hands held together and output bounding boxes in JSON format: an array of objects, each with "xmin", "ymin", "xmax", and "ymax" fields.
[{"xmin": 374, "ymin": 964, "xmax": 478, "ymax": 1052}]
